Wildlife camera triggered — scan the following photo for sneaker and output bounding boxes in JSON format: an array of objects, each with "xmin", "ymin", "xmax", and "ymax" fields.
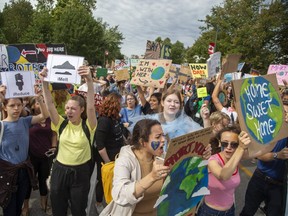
[{"xmin": 95, "ymin": 203, "xmax": 104, "ymax": 214}]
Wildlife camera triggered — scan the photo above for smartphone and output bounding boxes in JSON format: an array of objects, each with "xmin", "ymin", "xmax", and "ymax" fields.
[
  {"xmin": 155, "ymin": 156, "xmax": 164, "ymax": 165},
  {"xmin": 45, "ymin": 149, "xmax": 55, "ymax": 157}
]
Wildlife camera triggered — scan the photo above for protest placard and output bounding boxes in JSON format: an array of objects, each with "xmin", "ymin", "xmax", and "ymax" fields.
[
  {"xmin": 114, "ymin": 69, "xmax": 130, "ymax": 81},
  {"xmin": 96, "ymin": 68, "xmax": 108, "ymax": 78},
  {"xmin": 1, "ymin": 71, "xmax": 35, "ymax": 98},
  {"xmin": 232, "ymin": 74, "xmax": 288, "ymax": 156},
  {"xmin": 221, "ymin": 54, "xmax": 241, "ymax": 78},
  {"xmin": 131, "ymin": 59, "xmax": 172, "ymax": 88},
  {"xmin": 45, "ymin": 54, "xmax": 84, "ymax": 84},
  {"xmin": 189, "ymin": 63, "xmax": 208, "ymax": 79},
  {"xmin": 144, "ymin": 40, "xmax": 171, "ymax": 59},
  {"xmin": 114, "ymin": 59, "xmax": 130, "ymax": 70},
  {"xmin": 75, "ymin": 90, "xmax": 104, "ymax": 109},
  {"xmin": 169, "ymin": 64, "xmax": 191, "ymax": 82},
  {"xmin": 197, "ymin": 87, "xmax": 208, "ymax": 98},
  {"xmin": 0, "ymin": 44, "xmax": 9, "ymax": 71},
  {"xmin": 155, "ymin": 127, "xmax": 212, "ymax": 216},
  {"xmin": 267, "ymin": 64, "xmax": 288, "ymax": 86},
  {"xmin": 207, "ymin": 51, "xmax": 221, "ymax": 78},
  {"xmin": 130, "ymin": 59, "xmax": 140, "ymax": 67}
]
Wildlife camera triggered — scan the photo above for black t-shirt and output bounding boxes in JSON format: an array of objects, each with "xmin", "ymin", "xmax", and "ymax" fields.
[
  {"xmin": 95, "ymin": 116, "xmax": 124, "ymax": 161},
  {"xmin": 142, "ymin": 102, "xmax": 156, "ymax": 115}
]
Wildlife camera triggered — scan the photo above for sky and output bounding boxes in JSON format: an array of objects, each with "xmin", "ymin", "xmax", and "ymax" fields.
[{"xmin": 0, "ymin": 0, "xmax": 224, "ymax": 57}]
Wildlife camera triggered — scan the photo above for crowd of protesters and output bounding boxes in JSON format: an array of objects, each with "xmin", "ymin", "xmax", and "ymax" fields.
[{"xmin": 0, "ymin": 63, "xmax": 288, "ymax": 216}]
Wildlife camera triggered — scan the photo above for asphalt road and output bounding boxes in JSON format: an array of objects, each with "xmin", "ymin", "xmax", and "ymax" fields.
[{"xmin": 1, "ymin": 160, "xmax": 265, "ymax": 216}]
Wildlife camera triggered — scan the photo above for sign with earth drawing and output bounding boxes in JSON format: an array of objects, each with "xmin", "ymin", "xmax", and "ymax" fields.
[
  {"xmin": 131, "ymin": 59, "xmax": 172, "ymax": 88},
  {"xmin": 267, "ymin": 64, "xmax": 288, "ymax": 86},
  {"xmin": 154, "ymin": 127, "xmax": 212, "ymax": 216},
  {"xmin": 232, "ymin": 74, "xmax": 288, "ymax": 157}
]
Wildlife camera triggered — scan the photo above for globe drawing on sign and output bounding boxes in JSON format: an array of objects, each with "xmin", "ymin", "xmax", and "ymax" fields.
[
  {"xmin": 7, "ymin": 46, "xmax": 21, "ymax": 63},
  {"xmin": 156, "ymin": 157, "xmax": 208, "ymax": 216},
  {"xmin": 240, "ymin": 76, "xmax": 283, "ymax": 144},
  {"xmin": 151, "ymin": 66, "xmax": 165, "ymax": 80}
]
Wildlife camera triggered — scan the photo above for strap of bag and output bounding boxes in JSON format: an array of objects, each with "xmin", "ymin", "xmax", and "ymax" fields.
[{"xmin": 0, "ymin": 121, "xmax": 3, "ymax": 145}]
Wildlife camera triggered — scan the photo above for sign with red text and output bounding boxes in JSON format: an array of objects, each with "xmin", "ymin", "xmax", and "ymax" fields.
[
  {"xmin": 75, "ymin": 90, "xmax": 104, "ymax": 108},
  {"xmin": 232, "ymin": 74, "xmax": 288, "ymax": 157},
  {"xmin": 131, "ymin": 59, "xmax": 172, "ymax": 88},
  {"xmin": 155, "ymin": 127, "xmax": 212, "ymax": 216},
  {"xmin": 267, "ymin": 64, "xmax": 288, "ymax": 86},
  {"xmin": 189, "ymin": 63, "xmax": 208, "ymax": 78}
]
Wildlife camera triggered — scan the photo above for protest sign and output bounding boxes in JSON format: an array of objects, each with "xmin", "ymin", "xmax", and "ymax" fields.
[
  {"xmin": 96, "ymin": 68, "xmax": 108, "ymax": 78},
  {"xmin": 130, "ymin": 59, "xmax": 140, "ymax": 67},
  {"xmin": 232, "ymin": 74, "xmax": 288, "ymax": 157},
  {"xmin": 144, "ymin": 40, "xmax": 171, "ymax": 59},
  {"xmin": 155, "ymin": 127, "xmax": 212, "ymax": 216},
  {"xmin": 75, "ymin": 90, "xmax": 104, "ymax": 109},
  {"xmin": 114, "ymin": 69, "xmax": 130, "ymax": 81},
  {"xmin": 221, "ymin": 54, "xmax": 241, "ymax": 78},
  {"xmin": 267, "ymin": 64, "xmax": 288, "ymax": 86},
  {"xmin": 45, "ymin": 54, "xmax": 84, "ymax": 84},
  {"xmin": 197, "ymin": 87, "xmax": 208, "ymax": 98},
  {"xmin": 131, "ymin": 59, "xmax": 172, "ymax": 88},
  {"xmin": 114, "ymin": 59, "xmax": 130, "ymax": 70},
  {"xmin": 1, "ymin": 71, "xmax": 35, "ymax": 98},
  {"xmin": 0, "ymin": 44, "xmax": 9, "ymax": 71},
  {"xmin": 169, "ymin": 64, "xmax": 191, "ymax": 82},
  {"xmin": 207, "ymin": 51, "xmax": 221, "ymax": 78},
  {"xmin": 189, "ymin": 63, "xmax": 208, "ymax": 79}
]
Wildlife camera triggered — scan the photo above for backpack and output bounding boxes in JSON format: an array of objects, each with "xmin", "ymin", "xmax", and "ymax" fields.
[
  {"xmin": 58, "ymin": 119, "xmax": 96, "ymax": 176},
  {"xmin": 101, "ymin": 160, "xmax": 115, "ymax": 204}
]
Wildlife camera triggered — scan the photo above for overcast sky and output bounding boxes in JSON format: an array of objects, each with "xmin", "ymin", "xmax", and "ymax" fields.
[{"xmin": 1, "ymin": 0, "xmax": 223, "ymax": 57}]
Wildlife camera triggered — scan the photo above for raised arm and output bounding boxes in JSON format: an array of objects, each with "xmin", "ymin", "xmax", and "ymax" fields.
[
  {"xmin": 78, "ymin": 66, "xmax": 97, "ymax": 130},
  {"xmin": 31, "ymin": 85, "xmax": 50, "ymax": 124},
  {"xmin": 136, "ymin": 85, "xmax": 148, "ymax": 107},
  {"xmin": 39, "ymin": 68, "xmax": 60, "ymax": 126},
  {"xmin": 209, "ymin": 131, "xmax": 250, "ymax": 180},
  {"xmin": 212, "ymin": 75, "xmax": 224, "ymax": 111}
]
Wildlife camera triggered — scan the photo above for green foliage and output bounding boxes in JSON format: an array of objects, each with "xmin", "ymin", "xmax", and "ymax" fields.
[{"xmin": 171, "ymin": 40, "xmax": 185, "ymax": 64}]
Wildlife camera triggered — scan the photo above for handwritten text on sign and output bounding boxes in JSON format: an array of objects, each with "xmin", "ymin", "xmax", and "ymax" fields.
[
  {"xmin": 240, "ymin": 77, "xmax": 283, "ymax": 144},
  {"xmin": 189, "ymin": 63, "xmax": 208, "ymax": 78},
  {"xmin": 267, "ymin": 64, "xmax": 288, "ymax": 86}
]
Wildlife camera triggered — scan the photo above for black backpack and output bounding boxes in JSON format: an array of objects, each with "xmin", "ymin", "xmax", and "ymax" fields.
[{"xmin": 58, "ymin": 119, "xmax": 96, "ymax": 176}]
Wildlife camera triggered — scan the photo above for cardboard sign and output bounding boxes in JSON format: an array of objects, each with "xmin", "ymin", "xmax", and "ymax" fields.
[
  {"xmin": 169, "ymin": 64, "xmax": 191, "ymax": 82},
  {"xmin": 155, "ymin": 127, "xmax": 212, "ymax": 216},
  {"xmin": 189, "ymin": 63, "xmax": 208, "ymax": 78},
  {"xmin": 267, "ymin": 64, "xmax": 288, "ymax": 86},
  {"xmin": 1, "ymin": 71, "xmax": 35, "ymax": 98},
  {"xmin": 131, "ymin": 59, "xmax": 172, "ymax": 88},
  {"xmin": 221, "ymin": 54, "xmax": 241, "ymax": 78},
  {"xmin": 45, "ymin": 54, "xmax": 84, "ymax": 84},
  {"xmin": 75, "ymin": 90, "xmax": 104, "ymax": 108},
  {"xmin": 197, "ymin": 87, "xmax": 208, "ymax": 98},
  {"xmin": 96, "ymin": 68, "xmax": 108, "ymax": 78},
  {"xmin": 207, "ymin": 51, "xmax": 221, "ymax": 78},
  {"xmin": 114, "ymin": 69, "xmax": 130, "ymax": 81},
  {"xmin": 144, "ymin": 40, "xmax": 172, "ymax": 59},
  {"xmin": 232, "ymin": 74, "xmax": 288, "ymax": 156}
]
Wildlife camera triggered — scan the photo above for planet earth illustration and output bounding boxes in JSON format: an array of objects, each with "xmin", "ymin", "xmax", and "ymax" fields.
[
  {"xmin": 240, "ymin": 76, "xmax": 282, "ymax": 144},
  {"xmin": 157, "ymin": 157, "xmax": 208, "ymax": 216},
  {"xmin": 151, "ymin": 66, "xmax": 165, "ymax": 80}
]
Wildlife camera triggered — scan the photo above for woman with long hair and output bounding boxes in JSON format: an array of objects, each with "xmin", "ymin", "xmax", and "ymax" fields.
[
  {"xmin": 40, "ymin": 66, "xmax": 97, "ymax": 216},
  {"xmin": 0, "ymin": 85, "xmax": 49, "ymax": 216},
  {"xmin": 95, "ymin": 92, "xmax": 125, "ymax": 213}
]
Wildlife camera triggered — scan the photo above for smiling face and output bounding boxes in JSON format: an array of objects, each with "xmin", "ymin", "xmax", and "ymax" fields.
[
  {"xmin": 144, "ymin": 124, "xmax": 165, "ymax": 157},
  {"xmin": 65, "ymin": 100, "xmax": 84, "ymax": 124},
  {"xmin": 4, "ymin": 98, "xmax": 23, "ymax": 120},
  {"xmin": 162, "ymin": 93, "xmax": 181, "ymax": 118},
  {"xmin": 149, "ymin": 95, "xmax": 160, "ymax": 111},
  {"xmin": 220, "ymin": 131, "xmax": 239, "ymax": 160}
]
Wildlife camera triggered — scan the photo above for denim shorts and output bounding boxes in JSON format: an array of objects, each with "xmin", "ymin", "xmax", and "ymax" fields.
[{"xmin": 197, "ymin": 202, "xmax": 235, "ymax": 216}]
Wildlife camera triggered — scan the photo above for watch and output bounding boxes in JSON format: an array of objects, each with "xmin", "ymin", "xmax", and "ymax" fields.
[{"xmin": 273, "ymin": 152, "xmax": 278, "ymax": 160}]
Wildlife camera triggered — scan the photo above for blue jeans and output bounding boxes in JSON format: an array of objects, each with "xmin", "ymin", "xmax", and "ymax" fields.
[
  {"xmin": 240, "ymin": 169, "xmax": 284, "ymax": 216},
  {"xmin": 197, "ymin": 202, "xmax": 235, "ymax": 216}
]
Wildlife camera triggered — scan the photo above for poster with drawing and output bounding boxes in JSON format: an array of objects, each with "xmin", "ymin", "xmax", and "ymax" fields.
[
  {"xmin": 45, "ymin": 54, "xmax": 84, "ymax": 84},
  {"xmin": 267, "ymin": 64, "xmax": 288, "ymax": 86},
  {"xmin": 1, "ymin": 71, "xmax": 35, "ymax": 98},
  {"xmin": 232, "ymin": 74, "xmax": 288, "ymax": 157},
  {"xmin": 169, "ymin": 64, "xmax": 191, "ymax": 82},
  {"xmin": 131, "ymin": 59, "xmax": 172, "ymax": 88},
  {"xmin": 155, "ymin": 127, "xmax": 212, "ymax": 216},
  {"xmin": 189, "ymin": 63, "xmax": 208, "ymax": 79}
]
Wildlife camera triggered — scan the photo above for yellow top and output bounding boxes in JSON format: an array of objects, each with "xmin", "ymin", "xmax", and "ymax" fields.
[{"xmin": 51, "ymin": 115, "xmax": 96, "ymax": 165}]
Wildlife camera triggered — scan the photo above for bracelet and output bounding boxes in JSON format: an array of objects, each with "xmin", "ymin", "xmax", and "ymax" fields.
[{"xmin": 137, "ymin": 180, "xmax": 148, "ymax": 190}]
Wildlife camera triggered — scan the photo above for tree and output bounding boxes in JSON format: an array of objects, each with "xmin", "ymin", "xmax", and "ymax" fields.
[
  {"xmin": 171, "ymin": 40, "xmax": 185, "ymax": 64},
  {"xmin": 2, "ymin": 0, "xmax": 34, "ymax": 43}
]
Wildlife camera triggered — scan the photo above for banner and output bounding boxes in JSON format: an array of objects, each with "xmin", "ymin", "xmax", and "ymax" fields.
[
  {"xmin": 1, "ymin": 71, "xmax": 35, "ymax": 98},
  {"xmin": 155, "ymin": 127, "xmax": 212, "ymax": 216},
  {"xmin": 232, "ymin": 74, "xmax": 288, "ymax": 156},
  {"xmin": 131, "ymin": 59, "xmax": 172, "ymax": 88},
  {"xmin": 267, "ymin": 64, "xmax": 288, "ymax": 86},
  {"xmin": 207, "ymin": 51, "xmax": 221, "ymax": 78},
  {"xmin": 189, "ymin": 63, "xmax": 208, "ymax": 79}
]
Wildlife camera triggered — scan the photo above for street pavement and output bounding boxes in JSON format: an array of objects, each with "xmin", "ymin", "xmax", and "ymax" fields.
[{"xmin": 1, "ymin": 160, "xmax": 265, "ymax": 216}]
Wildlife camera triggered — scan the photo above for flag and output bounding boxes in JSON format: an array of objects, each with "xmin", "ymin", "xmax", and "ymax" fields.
[{"xmin": 208, "ymin": 42, "xmax": 215, "ymax": 55}]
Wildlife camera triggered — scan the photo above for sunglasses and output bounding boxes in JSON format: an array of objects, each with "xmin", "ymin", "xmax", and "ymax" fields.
[{"xmin": 220, "ymin": 141, "xmax": 239, "ymax": 149}]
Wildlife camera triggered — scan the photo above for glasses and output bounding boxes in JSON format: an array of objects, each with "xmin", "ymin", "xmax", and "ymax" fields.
[
  {"xmin": 127, "ymin": 98, "xmax": 135, "ymax": 101},
  {"xmin": 220, "ymin": 141, "xmax": 239, "ymax": 149}
]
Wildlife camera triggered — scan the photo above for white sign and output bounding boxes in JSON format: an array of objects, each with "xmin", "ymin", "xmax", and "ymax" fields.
[
  {"xmin": 207, "ymin": 51, "xmax": 221, "ymax": 78},
  {"xmin": 45, "ymin": 54, "xmax": 84, "ymax": 84},
  {"xmin": 0, "ymin": 44, "xmax": 9, "ymax": 72},
  {"xmin": 1, "ymin": 71, "xmax": 35, "ymax": 98}
]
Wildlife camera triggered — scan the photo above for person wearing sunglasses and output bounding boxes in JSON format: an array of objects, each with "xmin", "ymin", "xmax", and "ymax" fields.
[{"xmin": 197, "ymin": 125, "xmax": 251, "ymax": 216}]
